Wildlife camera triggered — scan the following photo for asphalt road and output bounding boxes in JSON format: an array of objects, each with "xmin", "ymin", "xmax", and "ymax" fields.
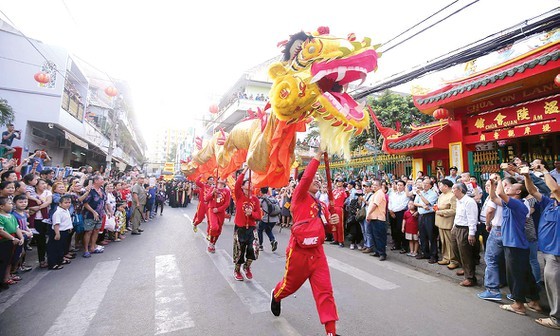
[{"xmin": 0, "ymin": 203, "xmax": 554, "ymax": 336}]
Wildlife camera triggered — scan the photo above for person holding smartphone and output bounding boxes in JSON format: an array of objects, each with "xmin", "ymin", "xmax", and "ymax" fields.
[{"xmin": 0, "ymin": 124, "xmax": 20, "ymax": 158}]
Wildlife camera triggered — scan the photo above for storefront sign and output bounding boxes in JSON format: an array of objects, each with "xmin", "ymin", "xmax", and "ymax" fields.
[
  {"xmin": 457, "ymin": 83, "xmax": 558, "ymax": 115},
  {"xmin": 466, "ymin": 96, "xmax": 559, "ymax": 134}
]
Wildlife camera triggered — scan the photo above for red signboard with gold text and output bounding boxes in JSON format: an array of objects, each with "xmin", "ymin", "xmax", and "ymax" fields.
[{"xmin": 464, "ymin": 95, "xmax": 559, "ymax": 144}]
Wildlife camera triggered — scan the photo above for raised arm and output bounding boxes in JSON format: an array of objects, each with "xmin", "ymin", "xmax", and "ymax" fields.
[
  {"xmin": 523, "ymin": 171, "xmax": 542, "ymax": 202},
  {"xmin": 495, "ymin": 175, "xmax": 509, "ymax": 204}
]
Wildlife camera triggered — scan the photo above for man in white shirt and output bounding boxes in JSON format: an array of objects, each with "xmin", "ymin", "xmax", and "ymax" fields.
[
  {"xmin": 388, "ymin": 180, "xmax": 409, "ymax": 252},
  {"xmin": 478, "ymin": 178, "xmax": 506, "ymax": 300},
  {"xmin": 451, "ymin": 182, "xmax": 479, "ymax": 287}
]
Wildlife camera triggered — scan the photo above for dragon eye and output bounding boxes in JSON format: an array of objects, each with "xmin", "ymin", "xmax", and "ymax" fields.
[{"xmin": 308, "ymin": 46, "xmax": 316, "ymax": 54}]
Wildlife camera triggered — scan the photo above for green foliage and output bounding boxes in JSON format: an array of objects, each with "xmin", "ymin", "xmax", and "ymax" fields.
[
  {"xmin": 0, "ymin": 98, "xmax": 15, "ymax": 127},
  {"xmin": 350, "ymin": 90, "xmax": 434, "ymax": 150}
]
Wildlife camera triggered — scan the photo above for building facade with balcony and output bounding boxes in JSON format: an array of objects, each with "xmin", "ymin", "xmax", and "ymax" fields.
[
  {"xmin": 0, "ymin": 18, "xmax": 146, "ymax": 172},
  {"xmin": 203, "ymin": 56, "xmax": 280, "ymax": 137}
]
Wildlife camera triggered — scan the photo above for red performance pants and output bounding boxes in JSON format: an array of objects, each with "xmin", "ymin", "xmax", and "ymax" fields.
[
  {"xmin": 332, "ymin": 206, "xmax": 344, "ymax": 244},
  {"xmin": 193, "ymin": 202, "xmax": 208, "ymax": 225},
  {"xmin": 273, "ymin": 246, "xmax": 338, "ymax": 324}
]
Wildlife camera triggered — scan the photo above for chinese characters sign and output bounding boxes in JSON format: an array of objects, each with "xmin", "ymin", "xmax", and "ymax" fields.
[{"xmin": 465, "ymin": 96, "xmax": 559, "ymax": 144}]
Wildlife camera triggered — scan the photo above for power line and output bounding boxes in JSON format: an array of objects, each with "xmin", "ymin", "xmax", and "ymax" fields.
[
  {"xmin": 380, "ymin": 0, "xmax": 480, "ymax": 54},
  {"xmin": 354, "ymin": 8, "xmax": 560, "ymax": 100},
  {"xmin": 380, "ymin": 0, "xmax": 459, "ymax": 49}
]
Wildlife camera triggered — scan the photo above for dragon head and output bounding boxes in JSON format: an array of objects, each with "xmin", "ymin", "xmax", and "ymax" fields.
[{"xmin": 268, "ymin": 27, "xmax": 379, "ymax": 158}]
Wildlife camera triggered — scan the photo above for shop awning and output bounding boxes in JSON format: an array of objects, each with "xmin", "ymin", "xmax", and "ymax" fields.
[{"xmin": 64, "ymin": 130, "xmax": 89, "ymax": 149}]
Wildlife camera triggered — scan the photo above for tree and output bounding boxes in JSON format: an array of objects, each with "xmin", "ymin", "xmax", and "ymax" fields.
[
  {"xmin": 0, "ymin": 98, "xmax": 15, "ymax": 126},
  {"xmin": 350, "ymin": 90, "xmax": 434, "ymax": 151}
]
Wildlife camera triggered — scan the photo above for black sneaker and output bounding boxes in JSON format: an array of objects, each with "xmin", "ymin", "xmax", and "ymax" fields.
[
  {"xmin": 270, "ymin": 289, "xmax": 281, "ymax": 316},
  {"xmin": 271, "ymin": 241, "xmax": 278, "ymax": 252}
]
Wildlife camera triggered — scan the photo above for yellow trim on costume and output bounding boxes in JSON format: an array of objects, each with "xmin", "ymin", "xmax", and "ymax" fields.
[{"xmin": 275, "ymin": 247, "xmax": 294, "ymax": 300}]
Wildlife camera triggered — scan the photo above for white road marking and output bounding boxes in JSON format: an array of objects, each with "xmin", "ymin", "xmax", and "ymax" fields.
[
  {"xmin": 154, "ymin": 255, "xmax": 195, "ymax": 335},
  {"xmin": 44, "ymin": 260, "xmax": 120, "ymax": 336},
  {"xmin": 334, "ymin": 247, "xmax": 440, "ymax": 283},
  {"xmin": 0, "ymin": 271, "xmax": 48, "ymax": 315},
  {"xmin": 210, "ymin": 249, "xmax": 270, "ymax": 314},
  {"xmin": 327, "ymin": 256, "xmax": 400, "ymax": 290}
]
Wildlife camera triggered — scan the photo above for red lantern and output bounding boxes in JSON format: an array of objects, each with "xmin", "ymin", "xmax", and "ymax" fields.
[
  {"xmin": 554, "ymin": 74, "xmax": 560, "ymax": 88},
  {"xmin": 432, "ymin": 108, "xmax": 449, "ymax": 119},
  {"xmin": 34, "ymin": 72, "xmax": 50, "ymax": 84},
  {"xmin": 104, "ymin": 86, "xmax": 118, "ymax": 97},
  {"xmin": 209, "ymin": 104, "xmax": 219, "ymax": 114}
]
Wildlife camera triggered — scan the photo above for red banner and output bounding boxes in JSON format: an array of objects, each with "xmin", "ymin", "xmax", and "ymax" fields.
[
  {"xmin": 466, "ymin": 96, "xmax": 559, "ymax": 135},
  {"xmin": 464, "ymin": 119, "xmax": 560, "ymax": 144}
]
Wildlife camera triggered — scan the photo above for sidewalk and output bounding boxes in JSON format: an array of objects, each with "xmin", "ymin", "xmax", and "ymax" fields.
[{"xmin": 375, "ymin": 240, "xmax": 551, "ymax": 311}]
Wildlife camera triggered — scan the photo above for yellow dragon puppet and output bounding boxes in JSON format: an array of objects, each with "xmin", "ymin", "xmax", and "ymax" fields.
[{"xmin": 182, "ymin": 27, "xmax": 380, "ymax": 188}]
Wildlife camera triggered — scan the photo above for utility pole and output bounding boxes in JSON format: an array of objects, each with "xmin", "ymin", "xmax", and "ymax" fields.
[{"xmin": 106, "ymin": 96, "xmax": 118, "ymax": 178}]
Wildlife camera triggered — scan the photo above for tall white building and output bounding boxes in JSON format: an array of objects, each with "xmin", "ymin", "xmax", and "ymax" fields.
[{"xmin": 148, "ymin": 128, "xmax": 192, "ymax": 164}]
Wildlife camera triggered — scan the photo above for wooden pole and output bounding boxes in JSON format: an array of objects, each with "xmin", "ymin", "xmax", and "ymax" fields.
[{"xmin": 323, "ymin": 152, "xmax": 335, "ymax": 213}]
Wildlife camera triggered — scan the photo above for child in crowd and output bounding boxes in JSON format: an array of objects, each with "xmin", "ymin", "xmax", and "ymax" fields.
[
  {"xmin": 12, "ymin": 194, "xmax": 33, "ymax": 272},
  {"xmin": 47, "ymin": 195, "xmax": 73, "ymax": 270},
  {"xmin": 402, "ymin": 200, "xmax": 419, "ymax": 257},
  {"xmin": 114, "ymin": 201, "xmax": 127, "ymax": 241},
  {"xmin": 0, "ymin": 197, "xmax": 24, "ymax": 287}
]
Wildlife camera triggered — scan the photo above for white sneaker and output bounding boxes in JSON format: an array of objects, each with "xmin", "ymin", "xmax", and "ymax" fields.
[{"xmin": 350, "ymin": 244, "xmax": 356, "ymax": 250}]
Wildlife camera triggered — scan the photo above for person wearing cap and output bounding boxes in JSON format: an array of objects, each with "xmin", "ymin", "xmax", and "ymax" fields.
[
  {"xmin": 446, "ymin": 167, "xmax": 459, "ymax": 184},
  {"xmin": 204, "ymin": 178, "xmax": 231, "ymax": 253},
  {"xmin": 331, "ymin": 178, "xmax": 348, "ymax": 247}
]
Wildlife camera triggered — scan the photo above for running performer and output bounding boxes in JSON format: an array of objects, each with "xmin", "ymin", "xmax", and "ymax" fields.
[
  {"xmin": 270, "ymin": 147, "xmax": 340, "ymax": 336},
  {"xmin": 232, "ymin": 167, "xmax": 262, "ymax": 281},
  {"xmin": 204, "ymin": 178, "xmax": 231, "ymax": 253},
  {"xmin": 192, "ymin": 176, "xmax": 214, "ymax": 232}
]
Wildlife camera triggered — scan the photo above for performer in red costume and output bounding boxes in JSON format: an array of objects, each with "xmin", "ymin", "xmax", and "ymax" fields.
[
  {"xmin": 232, "ymin": 167, "xmax": 262, "ymax": 281},
  {"xmin": 271, "ymin": 147, "xmax": 341, "ymax": 336},
  {"xmin": 192, "ymin": 176, "xmax": 214, "ymax": 232},
  {"xmin": 204, "ymin": 178, "xmax": 231, "ymax": 253},
  {"xmin": 331, "ymin": 179, "xmax": 348, "ymax": 247}
]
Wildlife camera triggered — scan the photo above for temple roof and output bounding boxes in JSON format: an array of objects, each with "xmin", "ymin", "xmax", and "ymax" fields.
[
  {"xmin": 383, "ymin": 120, "xmax": 450, "ymax": 154},
  {"xmin": 412, "ymin": 42, "xmax": 560, "ymax": 113}
]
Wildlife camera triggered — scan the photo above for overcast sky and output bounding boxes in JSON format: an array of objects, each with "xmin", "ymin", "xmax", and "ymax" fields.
[{"xmin": 0, "ymin": 0, "xmax": 557, "ymax": 143}]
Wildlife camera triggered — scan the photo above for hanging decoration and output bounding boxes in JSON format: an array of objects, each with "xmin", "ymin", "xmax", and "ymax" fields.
[
  {"xmin": 34, "ymin": 72, "xmax": 51, "ymax": 84},
  {"xmin": 554, "ymin": 73, "xmax": 560, "ymax": 88},
  {"xmin": 104, "ymin": 86, "xmax": 118, "ymax": 97},
  {"xmin": 432, "ymin": 108, "xmax": 449, "ymax": 119},
  {"xmin": 209, "ymin": 104, "xmax": 219, "ymax": 114}
]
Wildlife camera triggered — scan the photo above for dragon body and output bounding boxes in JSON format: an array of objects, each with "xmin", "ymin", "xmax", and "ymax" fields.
[{"xmin": 182, "ymin": 27, "xmax": 380, "ymax": 187}]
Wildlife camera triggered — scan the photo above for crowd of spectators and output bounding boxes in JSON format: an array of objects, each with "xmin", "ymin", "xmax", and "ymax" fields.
[{"xmin": 0, "ymin": 154, "xmax": 166, "ymax": 293}]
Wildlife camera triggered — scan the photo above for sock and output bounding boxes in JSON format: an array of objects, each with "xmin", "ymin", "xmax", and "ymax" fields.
[
  {"xmin": 325, "ymin": 321, "xmax": 336, "ymax": 336},
  {"xmin": 245, "ymin": 259, "xmax": 253, "ymax": 268},
  {"xmin": 234, "ymin": 264, "xmax": 241, "ymax": 272}
]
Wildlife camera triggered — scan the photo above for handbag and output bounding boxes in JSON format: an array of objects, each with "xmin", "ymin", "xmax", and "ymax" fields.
[
  {"xmin": 291, "ymin": 198, "xmax": 326, "ymax": 248},
  {"xmin": 283, "ymin": 201, "xmax": 291, "ymax": 210},
  {"xmin": 104, "ymin": 216, "xmax": 116, "ymax": 232},
  {"xmin": 291, "ymin": 217, "xmax": 325, "ymax": 248},
  {"xmin": 356, "ymin": 206, "xmax": 366, "ymax": 222}
]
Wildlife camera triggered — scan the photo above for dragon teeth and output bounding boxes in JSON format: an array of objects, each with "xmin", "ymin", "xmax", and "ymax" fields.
[{"xmin": 335, "ymin": 66, "xmax": 347, "ymax": 82}]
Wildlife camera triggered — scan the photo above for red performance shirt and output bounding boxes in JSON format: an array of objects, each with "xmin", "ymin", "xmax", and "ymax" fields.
[
  {"xmin": 234, "ymin": 173, "xmax": 262, "ymax": 227},
  {"xmin": 289, "ymin": 159, "xmax": 331, "ymax": 251},
  {"xmin": 332, "ymin": 187, "xmax": 348, "ymax": 208},
  {"xmin": 205, "ymin": 186, "xmax": 231, "ymax": 213}
]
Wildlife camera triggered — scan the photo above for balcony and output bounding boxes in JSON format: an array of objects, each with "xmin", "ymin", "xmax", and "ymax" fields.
[{"xmin": 61, "ymin": 87, "xmax": 85, "ymax": 121}]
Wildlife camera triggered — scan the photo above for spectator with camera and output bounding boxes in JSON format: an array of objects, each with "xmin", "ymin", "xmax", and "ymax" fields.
[{"xmin": 0, "ymin": 124, "xmax": 20, "ymax": 158}]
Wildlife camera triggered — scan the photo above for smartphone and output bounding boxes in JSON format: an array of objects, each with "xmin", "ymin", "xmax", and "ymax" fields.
[
  {"xmin": 500, "ymin": 163, "xmax": 509, "ymax": 169},
  {"xmin": 520, "ymin": 167, "xmax": 530, "ymax": 174}
]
